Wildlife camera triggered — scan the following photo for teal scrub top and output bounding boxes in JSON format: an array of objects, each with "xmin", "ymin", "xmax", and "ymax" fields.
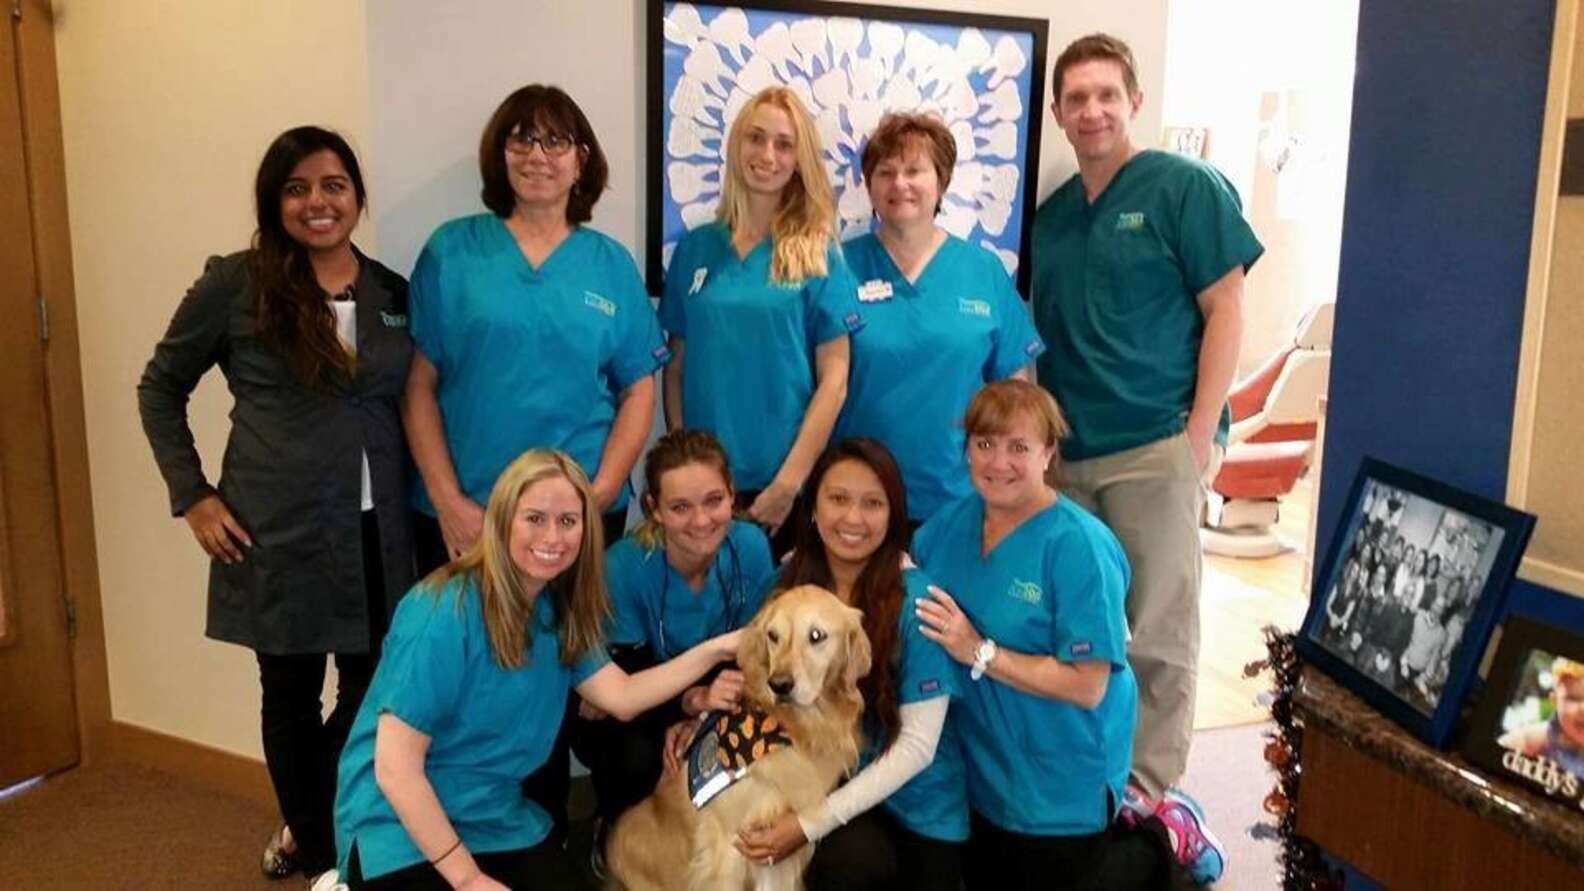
[
  {"xmin": 659, "ymin": 222, "xmax": 862, "ymax": 490},
  {"xmin": 1031, "ymin": 150, "xmax": 1264, "ymax": 460},
  {"xmin": 605, "ymin": 520, "xmax": 776, "ymax": 659},
  {"xmin": 861, "ymin": 566, "xmax": 965, "ymax": 842},
  {"xmin": 409, "ymin": 215, "xmax": 669, "ymax": 513},
  {"xmin": 912, "ymin": 495, "xmax": 1136, "ymax": 836},
  {"xmin": 837, "ymin": 234, "xmax": 1045, "ymax": 520},
  {"xmin": 334, "ymin": 575, "xmax": 608, "ymax": 879}
]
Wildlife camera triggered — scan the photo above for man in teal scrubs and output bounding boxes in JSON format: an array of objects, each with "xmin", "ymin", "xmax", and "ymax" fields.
[{"xmin": 1030, "ymin": 32, "xmax": 1263, "ymax": 855}]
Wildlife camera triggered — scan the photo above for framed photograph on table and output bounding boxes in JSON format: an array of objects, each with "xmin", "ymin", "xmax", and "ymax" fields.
[
  {"xmin": 1296, "ymin": 456, "xmax": 1536, "ymax": 748},
  {"xmin": 646, "ymin": 0, "xmax": 1049, "ymax": 294},
  {"xmin": 1464, "ymin": 616, "xmax": 1584, "ymax": 811}
]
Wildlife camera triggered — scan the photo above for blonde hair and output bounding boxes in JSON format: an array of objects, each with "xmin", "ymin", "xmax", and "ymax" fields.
[
  {"xmin": 718, "ymin": 86, "xmax": 835, "ymax": 284},
  {"xmin": 1555, "ymin": 657, "xmax": 1584, "ymax": 686},
  {"xmin": 423, "ymin": 449, "xmax": 609, "ymax": 669}
]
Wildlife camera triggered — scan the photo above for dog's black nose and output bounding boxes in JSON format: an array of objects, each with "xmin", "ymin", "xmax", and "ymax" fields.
[{"xmin": 768, "ymin": 675, "xmax": 794, "ymax": 697}]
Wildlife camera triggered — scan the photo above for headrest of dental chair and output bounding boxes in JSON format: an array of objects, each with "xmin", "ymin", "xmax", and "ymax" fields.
[{"xmin": 1295, "ymin": 302, "xmax": 1335, "ymax": 350}]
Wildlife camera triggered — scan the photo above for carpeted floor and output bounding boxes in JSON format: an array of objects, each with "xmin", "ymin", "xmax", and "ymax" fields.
[{"xmin": 0, "ymin": 723, "xmax": 1283, "ymax": 889}]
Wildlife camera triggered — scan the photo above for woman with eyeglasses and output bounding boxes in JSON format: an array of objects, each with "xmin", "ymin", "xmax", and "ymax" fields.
[
  {"xmin": 403, "ymin": 84, "xmax": 667, "ymax": 839},
  {"xmin": 575, "ymin": 429, "xmax": 775, "ymax": 863},
  {"xmin": 404, "ymin": 84, "xmax": 665, "ymax": 573},
  {"xmin": 659, "ymin": 86, "xmax": 862, "ymax": 559}
]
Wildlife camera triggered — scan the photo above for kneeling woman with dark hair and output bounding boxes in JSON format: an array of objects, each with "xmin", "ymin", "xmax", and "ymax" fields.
[
  {"xmin": 334, "ymin": 450, "xmax": 739, "ymax": 890},
  {"xmin": 733, "ymin": 438, "xmax": 966, "ymax": 891}
]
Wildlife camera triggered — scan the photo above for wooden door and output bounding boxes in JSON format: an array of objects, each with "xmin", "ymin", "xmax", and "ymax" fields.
[{"xmin": 0, "ymin": 11, "xmax": 79, "ymax": 788}]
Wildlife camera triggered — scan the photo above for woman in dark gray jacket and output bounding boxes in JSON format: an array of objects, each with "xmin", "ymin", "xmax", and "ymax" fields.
[{"xmin": 138, "ymin": 126, "xmax": 413, "ymax": 889}]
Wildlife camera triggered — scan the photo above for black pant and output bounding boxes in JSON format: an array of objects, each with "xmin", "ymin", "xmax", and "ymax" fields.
[
  {"xmin": 962, "ymin": 810, "xmax": 1174, "ymax": 891},
  {"xmin": 413, "ymin": 508, "xmax": 628, "ymax": 578},
  {"xmin": 568, "ymin": 698, "xmax": 682, "ymax": 825},
  {"xmin": 256, "ymin": 510, "xmax": 386, "ymax": 876},
  {"xmin": 805, "ymin": 807, "xmax": 963, "ymax": 891},
  {"xmin": 734, "ymin": 488, "xmax": 800, "ymax": 562},
  {"xmin": 346, "ymin": 837, "xmax": 580, "ymax": 890}
]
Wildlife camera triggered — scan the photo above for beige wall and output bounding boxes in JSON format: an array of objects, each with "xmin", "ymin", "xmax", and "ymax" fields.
[
  {"xmin": 55, "ymin": 0, "xmax": 1166, "ymax": 759},
  {"xmin": 55, "ymin": 0, "xmax": 373, "ymax": 757}
]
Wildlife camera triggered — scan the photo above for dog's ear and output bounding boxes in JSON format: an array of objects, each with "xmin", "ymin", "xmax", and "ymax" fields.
[
  {"xmin": 841, "ymin": 605, "xmax": 873, "ymax": 690},
  {"xmin": 738, "ymin": 612, "xmax": 771, "ymax": 696}
]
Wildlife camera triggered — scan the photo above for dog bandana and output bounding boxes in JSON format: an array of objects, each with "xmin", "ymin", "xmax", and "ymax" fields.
[{"xmin": 686, "ymin": 709, "xmax": 794, "ymax": 809}]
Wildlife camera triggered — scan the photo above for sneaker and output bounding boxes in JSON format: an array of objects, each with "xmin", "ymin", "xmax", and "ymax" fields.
[
  {"xmin": 306, "ymin": 869, "xmax": 346, "ymax": 891},
  {"xmin": 1153, "ymin": 788, "xmax": 1226, "ymax": 885},
  {"xmin": 1118, "ymin": 784, "xmax": 1155, "ymax": 828}
]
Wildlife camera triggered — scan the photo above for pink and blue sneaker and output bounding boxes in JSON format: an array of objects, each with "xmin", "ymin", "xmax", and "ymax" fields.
[{"xmin": 1153, "ymin": 787, "xmax": 1227, "ymax": 885}]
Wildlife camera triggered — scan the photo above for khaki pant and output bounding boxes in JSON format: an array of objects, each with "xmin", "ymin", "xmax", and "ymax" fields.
[{"xmin": 1051, "ymin": 432, "xmax": 1220, "ymax": 798}]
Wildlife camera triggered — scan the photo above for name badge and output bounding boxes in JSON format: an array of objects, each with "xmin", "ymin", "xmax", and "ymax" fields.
[{"xmin": 857, "ymin": 279, "xmax": 893, "ymax": 302}]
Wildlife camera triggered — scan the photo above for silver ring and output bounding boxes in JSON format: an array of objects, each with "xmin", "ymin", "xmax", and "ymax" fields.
[{"xmin": 764, "ymin": 856, "xmax": 774, "ymax": 866}]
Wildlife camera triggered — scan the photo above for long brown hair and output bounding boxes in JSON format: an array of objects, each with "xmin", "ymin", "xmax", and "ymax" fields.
[
  {"xmin": 631, "ymin": 428, "xmax": 735, "ymax": 552},
  {"xmin": 777, "ymin": 439, "xmax": 908, "ymax": 747},
  {"xmin": 423, "ymin": 449, "xmax": 610, "ymax": 668},
  {"xmin": 250, "ymin": 126, "xmax": 363, "ymax": 388}
]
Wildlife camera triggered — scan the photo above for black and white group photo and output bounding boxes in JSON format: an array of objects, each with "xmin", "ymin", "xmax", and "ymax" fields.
[{"xmin": 1312, "ymin": 479, "xmax": 1505, "ymax": 716}]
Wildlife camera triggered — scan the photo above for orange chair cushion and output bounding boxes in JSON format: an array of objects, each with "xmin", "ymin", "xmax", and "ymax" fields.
[{"xmin": 1214, "ymin": 440, "xmax": 1311, "ymax": 500}]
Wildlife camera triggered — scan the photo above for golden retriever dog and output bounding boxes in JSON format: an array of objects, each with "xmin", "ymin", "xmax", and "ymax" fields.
[{"xmin": 607, "ymin": 584, "xmax": 871, "ymax": 891}]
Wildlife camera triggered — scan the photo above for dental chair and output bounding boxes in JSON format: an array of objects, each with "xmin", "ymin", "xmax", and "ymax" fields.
[{"xmin": 1200, "ymin": 302, "xmax": 1334, "ymax": 558}]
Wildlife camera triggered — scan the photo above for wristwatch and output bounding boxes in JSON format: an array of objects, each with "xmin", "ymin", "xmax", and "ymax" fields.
[{"xmin": 970, "ymin": 638, "xmax": 998, "ymax": 681}]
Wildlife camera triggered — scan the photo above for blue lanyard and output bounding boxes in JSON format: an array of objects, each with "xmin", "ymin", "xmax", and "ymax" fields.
[{"xmin": 655, "ymin": 537, "xmax": 744, "ymax": 661}]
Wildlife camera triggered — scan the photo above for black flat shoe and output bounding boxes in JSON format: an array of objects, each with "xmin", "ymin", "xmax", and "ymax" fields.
[{"xmin": 262, "ymin": 824, "xmax": 300, "ymax": 880}]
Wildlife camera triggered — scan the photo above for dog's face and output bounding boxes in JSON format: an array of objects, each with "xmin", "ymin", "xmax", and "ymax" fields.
[{"xmin": 739, "ymin": 585, "xmax": 871, "ymax": 708}]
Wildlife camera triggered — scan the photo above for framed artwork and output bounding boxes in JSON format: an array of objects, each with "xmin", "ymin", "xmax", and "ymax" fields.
[
  {"xmin": 1464, "ymin": 616, "xmax": 1584, "ymax": 812},
  {"xmin": 646, "ymin": 0, "xmax": 1049, "ymax": 294},
  {"xmin": 1296, "ymin": 456, "xmax": 1536, "ymax": 748},
  {"xmin": 1162, "ymin": 126, "xmax": 1209, "ymax": 159}
]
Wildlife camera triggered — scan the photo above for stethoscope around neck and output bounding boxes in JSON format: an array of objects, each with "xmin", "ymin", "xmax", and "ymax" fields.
[{"xmin": 655, "ymin": 534, "xmax": 746, "ymax": 662}]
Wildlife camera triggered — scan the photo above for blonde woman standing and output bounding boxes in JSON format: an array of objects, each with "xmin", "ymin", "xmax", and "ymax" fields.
[{"xmin": 660, "ymin": 86, "xmax": 862, "ymax": 557}]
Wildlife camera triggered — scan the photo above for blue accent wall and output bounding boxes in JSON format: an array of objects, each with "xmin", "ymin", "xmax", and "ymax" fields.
[{"xmin": 1316, "ymin": 0, "xmax": 1584, "ymax": 632}]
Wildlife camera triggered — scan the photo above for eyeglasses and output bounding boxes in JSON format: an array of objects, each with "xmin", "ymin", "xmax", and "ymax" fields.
[{"xmin": 505, "ymin": 131, "xmax": 578, "ymax": 158}]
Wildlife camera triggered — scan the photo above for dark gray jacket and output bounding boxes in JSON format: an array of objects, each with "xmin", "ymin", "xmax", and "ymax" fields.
[{"xmin": 138, "ymin": 251, "xmax": 415, "ymax": 654}]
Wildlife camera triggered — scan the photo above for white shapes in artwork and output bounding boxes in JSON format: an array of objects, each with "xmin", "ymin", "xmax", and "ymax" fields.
[
  {"xmin": 847, "ymin": 98, "xmax": 884, "ymax": 144},
  {"xmin": 829, "ymin": 17, "xmax": 863, "ymax": 69},
  {"xmin": 663, "ymin": 3, "xmax": 708, "ymax": 47},
  {"xmin": 867, "ymin": 21, "xmax": 905, "ymax": 76},
  {"xmin": 817, "ymin": 107, "xmax": 856, "ymax": 156},
  {"xmin": 671, "ymin": 74, "xmax": 725, "ymax": 126},
  {"xmin": 785, "ymin": 76, "xmax": 818, "ymax": 118},
  {"xmin": 978, "ymin": 80, "xmax": 1023, "ymax": 124},
  {"xmin": 733, "ymin": 54, "xmax": 779, "ymax": 98},
  {"xmin": 837, "ymin": 169, "xmax": 873, "ymax": 236},
  {"xmin": 754, "ymin": 21, "xmax": 797, "ymax": 81},
  {"xmin": 953, "ymin": 28, "xmax": 993, "ymax": 70},
  {"xmin": 811, "ymin": 68, "xmax": 850, "ymax": 116},
  {"xmin": 946, "ymin": 160, "xmax": 984, "ymax": 205},
  {"xmin": 938, "ymin": 196, "xmax": 978, "ymax": 239},
  {"xmin": 685, "ymin": 40, "xmax": 734, "ymax": 98},
  {"xmin": 984, "ymin": 163, "xmax": 1019, "ymax": 205},
  {"xmin": 978, "ymin": 35, "xmax": 1028, "ymax": 91},
  {"xmin": 848, "ymin": 56, "xmax": 886, "ymax": 101},
  {"xmin": 668, "ymin": 159, "xmax": 720, "ymax": 204},
  {"xmin": 668, "ymin": 115, "xmax": 721, "ymax": 160},
  {"xmin": 976, "ymin": 120, "xmax": 1018, "ymax": 159},
  {"xmin": 977, "ymin": 193, "xmax": 1013, "ymax": 237},
  {"xmin": 980, "ymin": 240, "xmax": 1019, "ymax": 276},
  {"xmin": 900, "ymin": 30, "xmax": 942, "ymax": 82},
  {"xmin": 882, "ymin": 73, "xmax": 923, "ymax": 113},
  {"xmin": 708, "ymin": 7, "xmax": 753, "ymax": 65},
  {"xmin": 790, "ymin": 17, "xmax": 829, "ymax": 76},
  {"xmin": 938, "ymin": 77, "xmax": 978, "ymax": 123},
  {"xmin": 950, "ymin": 119, "xmax": 976, "ymax": 163},
  {"xmin": 662, "ymin": 241, "xmax": 677, "ymax": 269},
  {"xmin": 723, "ymin": 87, "xmax": 752, "ymax": 137},
  {"xmin": 680, "ymin": 196, "xmax": 719, "ymax": 229}
]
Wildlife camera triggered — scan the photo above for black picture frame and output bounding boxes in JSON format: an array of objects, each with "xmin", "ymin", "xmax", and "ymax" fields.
[
  {"xmin": 645, "ymin": 0, "xmax": 1049, "ymax": 295},
  {"xmin": 1464, "ymin": 616, "xmax": 1584, "ymax": 811},
  {"xmin": 1296, "ymin": 456, "xmax": 1536, "ymax": 748}
]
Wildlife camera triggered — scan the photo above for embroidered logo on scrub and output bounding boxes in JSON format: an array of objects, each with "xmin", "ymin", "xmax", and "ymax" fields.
[
  {"xmin": 1006, "ymin": 578, "xmax": 1043, "ymax": 604},
  {"xmin": 584, "ymin": 291, "xmax": 617, "ymax": 316},
  {"xmin": 689, "ymin": 267, "xmax": 708, "ymax": 295},
  {"xmin": 919, "ymin": 678, "xmax": 942, "ymax": 695},
  {"xmin": 1115, "ymin": 212, "xmax": 1147, "ymax": 232},
  {"xmin": 843, "ymin": 311, "xmax": 863, "ymax": 331},
  {"xmin": 1070, "ymin": 641, "xmax": 1094, "ymax": 657},
  {"xmin": 958, "ymin": 298, "xmax": 992, "ymax": 318},
  {"xmin": 1023, "ymin": 338, "xmax": 1043, "ymax": 357},
  {"xmin": 379, "ymin": 311, "xmax": 408, "ymax": 328}
]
